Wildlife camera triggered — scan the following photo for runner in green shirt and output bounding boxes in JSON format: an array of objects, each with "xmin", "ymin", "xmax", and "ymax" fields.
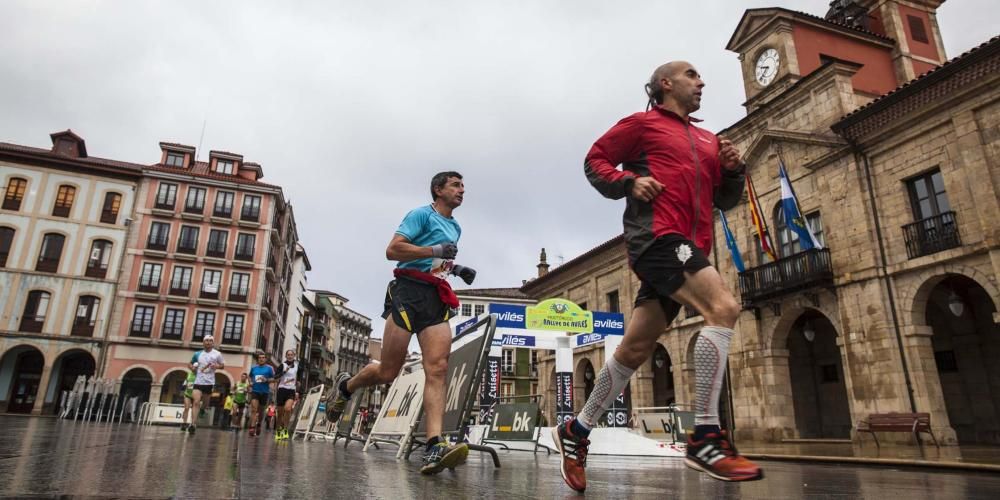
[
  {"xmin": 231, "ymin": 373, "xmax": 249, "ymax": 431},
  {"xmin": 181, "ymin": 370, "xmax": 196, "ymax": 432}
]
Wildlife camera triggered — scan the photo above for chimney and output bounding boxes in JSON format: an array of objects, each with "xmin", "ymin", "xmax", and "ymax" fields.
[
  {"xmin": 537, "ymin": 248, "xmax": 550, "ymax": 277},
  {"xmin": 50, "ymin": 130, "xmax": 87, "ymax": 158}
]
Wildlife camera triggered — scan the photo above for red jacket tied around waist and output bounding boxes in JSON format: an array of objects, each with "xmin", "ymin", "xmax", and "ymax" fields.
[{"xmin": 394, "ymin": 268, "xmax": 459, "ymax": 309}]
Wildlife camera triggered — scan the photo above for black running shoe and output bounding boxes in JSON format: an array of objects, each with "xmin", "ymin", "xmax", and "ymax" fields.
[{"xmin": 420, "ymin": 441, "xmax": 469, "ymax": 475}]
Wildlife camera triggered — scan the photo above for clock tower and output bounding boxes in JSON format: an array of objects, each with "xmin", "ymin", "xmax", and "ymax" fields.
[{"xmin": 726, "ymin": 1, "xmax": 947, "ymax": 114}]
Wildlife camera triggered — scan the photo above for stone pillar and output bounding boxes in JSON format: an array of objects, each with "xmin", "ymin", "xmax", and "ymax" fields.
[
  {"xmin": 30, "ymin": 363, "xmax": 54, "ymax": 415},
  {"xmin": 901, "ymin": 324, "xmax": 958, "ymax": 444},
  {"xmin": 149, "ymin": 383, "xmax": 164, "ymax": 404}
]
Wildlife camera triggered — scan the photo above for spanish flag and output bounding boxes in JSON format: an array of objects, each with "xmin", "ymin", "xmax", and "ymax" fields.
[{"xmin": 746, "ymin": 173, "xmax": 777, "ymax": 262}]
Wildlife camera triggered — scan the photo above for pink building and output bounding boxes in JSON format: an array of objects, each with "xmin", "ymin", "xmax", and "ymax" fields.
[{"xmin": 104, "ymin": 143, "xmax": 291, "ymax": 408}]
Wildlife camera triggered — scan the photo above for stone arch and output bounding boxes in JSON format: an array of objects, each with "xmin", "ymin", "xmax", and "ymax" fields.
[
  {"xmin": 573, "ymin": 357, "xmax": 596, "ymax": 414},
  {"xmin": 903, "ymin": 266, "xmax": 1000, "ymax": 330},
  {"xmin": 120, "ymin": 366, "xmax": 154, "ymax": 403},
  {"xmin": 45, "ymin": 348, "xmax": 96, "ymax": 414},
  {"xmin": 160, "ymin": 368, "xmax": 190, "ymax": 404},
  {"xmin": 0, "ymin": 343, "xmax": 45, "ymax": 413},
  {"xmin": 119, "ymin": 364, "xmax": 157, "ymax": 382},
  {"xmin": 784, "ymin": 309, "xmax": 851, "ymax": 438},
  {"xmin": 650, "ymin": 343, "xmax": 675, "ymax": 407},
  {"xmin": 769, "ymin": 303, "xmax": 842, "ymax": 351}
]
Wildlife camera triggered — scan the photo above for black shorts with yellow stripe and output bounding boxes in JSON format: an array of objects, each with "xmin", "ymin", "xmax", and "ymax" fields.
[{"xmin": 382, "ymin": 277, "xmax": 453, "ymax": 334}]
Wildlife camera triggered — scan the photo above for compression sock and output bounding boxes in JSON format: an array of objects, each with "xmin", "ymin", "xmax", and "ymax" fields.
[{"xmin": 693, "ymin": 326, "xmax": 734, "ymax": 440}]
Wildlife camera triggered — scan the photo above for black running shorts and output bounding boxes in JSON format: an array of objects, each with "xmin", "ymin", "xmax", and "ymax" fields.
[
  {"xmin": 633, "ymin": 234, "xmax": 712, "ymax": 322},
  {"xmin": 276, "ymin": 388, "xmax": 296, "ymax": 406},
  {"xmin": 382, "ymin": 277, "xmax": 453, "ymax": 334},
  {"xmin": 192, "ymin": 384, "xmax": 213, "ymax": 395},
  {"xmin": 251, "ymin": 392, "xmax": 269, "ymax": 404}
]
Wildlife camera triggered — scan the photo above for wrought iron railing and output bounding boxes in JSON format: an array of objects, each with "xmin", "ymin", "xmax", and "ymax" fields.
[
  {"xmin": 902, "ymin": 211, "xmax": 961, "ymax": 259},
  {"xmin": 738, "ymin": 248, "xmax": 834, "ymax": 308}
]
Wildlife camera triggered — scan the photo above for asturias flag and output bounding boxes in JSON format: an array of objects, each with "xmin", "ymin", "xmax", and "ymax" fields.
[
  {"xmin": 778, "ymin": 159, "xmax": 822, "ymax": 250},
  {"xmin": 719, "ymin": 209, "xmax": 745, "ymax": 273}
]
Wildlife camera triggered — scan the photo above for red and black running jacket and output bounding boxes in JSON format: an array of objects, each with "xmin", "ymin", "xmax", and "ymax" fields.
[{"xmin": 584, "ymin": 107, "xmax": 745, "ymax": 264}]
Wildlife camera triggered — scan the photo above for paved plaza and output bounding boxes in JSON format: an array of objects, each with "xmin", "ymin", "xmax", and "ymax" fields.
[{"xmin": 3, "ymin": 417, "xmax": 1000, "ymax": 499}]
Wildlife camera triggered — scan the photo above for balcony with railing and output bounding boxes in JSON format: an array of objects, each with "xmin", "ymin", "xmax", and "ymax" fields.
[
  {"xmin": 147, "ymin": 235, "xmax": 168, "ymax": 251},
  {"xmin": 19, "ymin": 316, "xmax": 44, "ymax": 333},
  {"xmin": 738, "ymin": 248, "xmax": 834, "ymax": 308},
  {"xmin": 903, "ymin": 211, "xmax": 961, "ymax": 260},
  {"xmin": 85, "ymin": 263, "xmax": 108, "ymax": 279},
  {"xmin": 100, "ymin": 208, "xmax": 117, "ymax": 224},
  {"xmin": 71, "ymin": 319, "xmax": 94, "ymax": 337},
  {"xmin": 205, "ymin": 244, "xmax": 226, "ymax": 259},
  {"xmin": 228, "ymin": 289, "xmax": 248, "ymax": 303},
  {"xmin": 35, "ymin": 257, "xmax": 59, "ymax": 273},
  {"xmin": 177, "ymin": 238, "xmax": 198, "ymax": 255}
]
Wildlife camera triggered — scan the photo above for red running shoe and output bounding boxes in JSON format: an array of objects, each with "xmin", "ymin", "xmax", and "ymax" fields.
[
  {"xmin": 685, "ymin": 431, "xmax": 763, "ymax": 482},
  {"xmin": 552, "ymin": 418, "xmax": 590, "ymax": 492}
]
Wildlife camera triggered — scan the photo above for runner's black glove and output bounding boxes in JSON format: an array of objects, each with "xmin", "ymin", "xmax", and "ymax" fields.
[
  {"xmin": 430, "ymin": 242, "xmax": 458, "ymax": 259},
  {"xmin": 452, "ymin": 265, "xmax": 477, "ymax": 285}
]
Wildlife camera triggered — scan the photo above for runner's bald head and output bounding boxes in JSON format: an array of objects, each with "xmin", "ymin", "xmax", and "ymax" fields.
[{"xmin": 645, "ymin": 61, "xmax": 690, "ymax": 105}]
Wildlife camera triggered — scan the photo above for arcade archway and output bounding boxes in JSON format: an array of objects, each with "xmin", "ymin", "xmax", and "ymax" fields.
[
  {"xmin": 787, "ymin": 311, "xmax": 851, "ymax": 439},
  {"xmin": 1, "ymin": 346, "xmax": 44, "ymax": 413}
]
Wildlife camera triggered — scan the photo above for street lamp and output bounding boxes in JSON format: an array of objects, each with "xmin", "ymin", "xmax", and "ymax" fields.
[
  {"xmin": 803, "ymin": 321, "xmax": 816, "ymax": 343},
  {"xmin": 654, "ymin": 350, "xmax": 666, "ymax": 369},
  {"xmin": 947, "ymin": 290, "xmax": 965, "ymax": 317}
]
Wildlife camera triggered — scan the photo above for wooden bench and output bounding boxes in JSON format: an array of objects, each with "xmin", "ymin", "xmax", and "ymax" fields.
[{"xmin": 856, "ymin": 412, "xmax": 939, "ymax": 448}]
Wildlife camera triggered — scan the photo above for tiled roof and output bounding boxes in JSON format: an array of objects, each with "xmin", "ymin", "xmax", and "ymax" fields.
[
  {"xmin": 833, "ymin": 35, "xmax": 1000, "ymax": 138},
  {"xmin": 0, "ymin": 141, "xmax": 144, "ymax": 173},
  {"xmin": 145, "ymin": 161, "xmax": 281, "ymax": 189},
  {"xmin": 454, "ymin": 287, "xmax": 532, "ymax": 300},
  {"xmin": 520, "ymin": 234, "xmax": 626, "ymax": 295},
  {"xmin": 159, "ymin": 142, "xmax": 195, "ymax": 151}
]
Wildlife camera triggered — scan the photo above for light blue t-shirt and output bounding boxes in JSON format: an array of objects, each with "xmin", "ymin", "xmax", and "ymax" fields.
[{"xmin": 395, "ymin": 205, "xmax": 461, "ymax": 275}]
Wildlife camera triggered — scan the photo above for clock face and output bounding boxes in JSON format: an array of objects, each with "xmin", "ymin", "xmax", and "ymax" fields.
[{"xmin": 755, "ymin": 48, "xmax": 780, "ymax": 87}]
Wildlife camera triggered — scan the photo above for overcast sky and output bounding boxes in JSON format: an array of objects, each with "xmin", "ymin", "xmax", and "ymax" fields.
[{"xmin": 1, "ymin": 1, "xmax": 994, "ymax": 340}]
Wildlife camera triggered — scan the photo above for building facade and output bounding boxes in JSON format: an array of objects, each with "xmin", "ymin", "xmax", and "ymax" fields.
[
  {"xmin": 102, "ymin": 142, "xmax": 291, "ymax": 409},
  {"xmin": 314, "ymin": 290, "xmax": 372, "ymax": 377},
  {"xmin": 0, "ymin": 131, "xmax": 140, "ymax": 414},
  {"xmin": 282, "ymin": 239, "xmax": 311, "ymax": 356},
  {"xmin": 530, "ymin": 1, "xmax": 999, "ymax": 445}
]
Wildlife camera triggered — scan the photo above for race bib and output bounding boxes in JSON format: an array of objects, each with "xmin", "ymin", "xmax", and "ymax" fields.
[{"xmin": 255, "ymin": 375, "xmax": 265, "ymax": 383}]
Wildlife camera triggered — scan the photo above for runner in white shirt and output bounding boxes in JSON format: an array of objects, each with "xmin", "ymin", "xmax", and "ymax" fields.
[
  {"xmin": 274, "ymin": 349, "xmax": 299, "ymax": 441},
  {"xmin": 189, "ymin": 335, "xmax": 225, "ymax": 434}
]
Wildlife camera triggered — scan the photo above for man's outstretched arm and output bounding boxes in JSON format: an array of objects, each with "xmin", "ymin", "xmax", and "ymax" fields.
[{"xmin": 385, "ymin": 234, "xmax": 455, "ymax": 262}]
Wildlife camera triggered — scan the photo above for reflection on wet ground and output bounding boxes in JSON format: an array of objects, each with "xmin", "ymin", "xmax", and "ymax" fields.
[
  {"xmin": 2, "ymin": 416, "xmax": 1000, "ymax": 499},
  {"xmin": 743, "ymin": 440, "xmax": 1000, "ymax": 465}
]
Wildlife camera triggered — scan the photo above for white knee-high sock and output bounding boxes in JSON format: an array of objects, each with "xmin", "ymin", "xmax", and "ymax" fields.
[
  {"xmin": 694, "ymin": 326, "xmax": 734, "ymax": 428},
  {"xmin": 578, "ymin": 356, "xmax": 635, "ymax": 429}
]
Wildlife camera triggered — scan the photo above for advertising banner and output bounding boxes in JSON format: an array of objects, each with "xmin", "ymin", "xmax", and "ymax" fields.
[
  {"xmin": 488, "ymin": 403, "xmax": 539, "ymax": 441},
  {"xmin": 455, "ymin": 316, "xmax": 479, "ymax": 337},
  {"xmin": 418, "ymin": 325, "xmax": 490, "ymax": 433},
  {"xmin": 526, "ymin": 299, "xmax": 592, "ymax": 333},
  {"xmin": 369, "ymin": 370, "xmax": 425, "ymax": 436},
  {"xmin": 478, "ymin": 356, "xmax": 500, "ymax": 425},
  {"xmin": 491, "ymin": 304, "xmax": 526, "ymax": 329},
  {"xmin": 500, "ymin": 334, "xmax": 535, "ymax": 347},
  {"xmin": 293, "ymin": 385, "xmax": 324, "ymax": 437},
  {"xmin": 554, "ymin": 372, "xmax": 573, "ymax": 424},
  {"xmin": 603, "ymin": 383, "xmax": 632, "ymax": 428},
  {"xmin": 637, "ymin": 412, "xmax": 675, "ymax": 441}
]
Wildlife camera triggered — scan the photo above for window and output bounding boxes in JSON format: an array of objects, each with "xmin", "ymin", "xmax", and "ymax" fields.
[
  {"xmin": 20, "ymin": 291, "xmax": 51, "ymax": 332},
  {"xmin": 223, "ymin": 314, "xmax": 245, "ymax": 344},
  {"xmin": 155, "ymin": 183, "xmax": 177, "ymax": 210},
  {"xmin": 86, "ymin": 239, "xmax": 113, "ymax": 279},
  {"xmin": 138, "ymin": 262, "xmax": 163, "ymax": 293},
  {"xmin": 130, "ymin": 305, "xmax": 155, "ymax": 337},
  {"xmin": 165, "ymin": 152, "xmax": 185, "ymax": 167},
  {"xmin": 907, "ymin": 14, "xmax": 929, "ymax": 44},
  {"xmin": 235, "ymin": 233, "xmax": 255, "ymax": 261},
  {"xmin": 184, "ymin": 187, "xmax": 206, "ymax": 214},
  {"xmin": 207, "ymin": 230, "xmax": 228, "ymax": 258},
  {"xmin": 606, "ymin": 290, "xmax": 620, "ymax": 313},
  {"xmin": 461, "ymin": 304, "xmax": 472, "ymax": 317},
  {"xmin": 0, "ymin": 227, "xmax": 14, "ymax": 267},
  {"xmin": 216, "ymin": 159, "xmax": 234, "ymax": 175},
  {"xmin": 907, "ymin": 170, "xmax": 950, "ymax": 221},
  {"xmin": 241, "ymin": 195, "xmax": 261, "ymax": 222},
  {"xmin": 774, "ymin": 207, "xmax": 824, "ymax": 258},
  {"xmin": 162, "ymin": 309, "xmax": 185, "ymax": 340},
  {"xmin": 147, "ymin": 222, "xmax": 170, "ymax": 250},
  {"xmin": 100, "ymin": 192, "xmax": 122, "ymax": 224},
  {"xmin": 52, "ymin": 185, "xmax": 75, "ymax": 217},
  {"xmin": 213, "ymin": 191, "xmax": 234, "ymax": 218},
  {"xmin": 502, "ymin": 349, "xmax": 514, "ymax": 375},
  {"xmin": 177, "ymin": 226, "xmax": 199, "ymax": 254},
  {"xmin": 500, "ymin": 382, "xmax": 514, "ymax": 399},
  {"xmin": 474, "ymin": 304, "xmax": 485, "ymax": 316},
  {"xmin": 229, "ymin": 272, "xmax": 251, "ymax": 302},
  {"xmin": 3, "ymin": 177, "xmax": 27, "ymax": 211},
  {"xmin": 169, "ymin": 266, "xmax": 193, "ymax": 296},
  {"xmin": 201, "ymin": 269, "xmax": 222, "ymax": 299},
  {"xmin": 193, "ymin": 311, "xmax": 216, "ymax": 341},
  {"xmin": 72, "ymin": 296, "xmax": 100, "ymax": 336},
  {"xmin": 531, "ymin": 350, "xmax": 539, "ymax": 376},
  {"xmin": 36, "ymin": 233, "xmax": 65, "ymax": 273}
]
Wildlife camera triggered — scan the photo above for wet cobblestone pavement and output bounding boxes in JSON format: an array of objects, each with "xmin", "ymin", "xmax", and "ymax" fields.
[{"xmin": 3, "ymin": 416, "xmax": 1000, "ymax": 499}]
